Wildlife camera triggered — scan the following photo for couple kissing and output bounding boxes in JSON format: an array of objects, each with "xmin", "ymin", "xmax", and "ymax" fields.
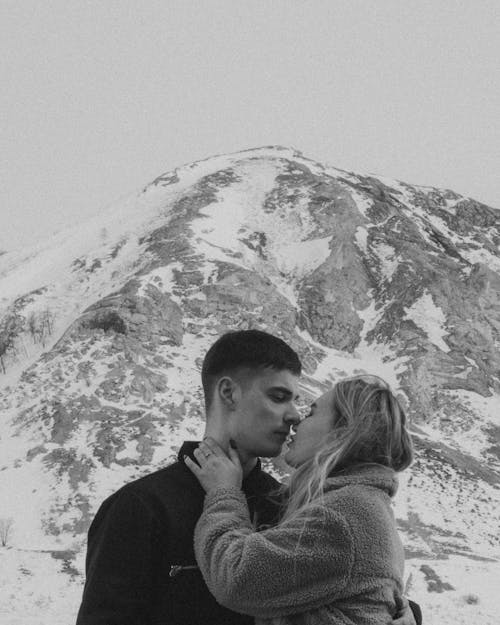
[{"xmin": 76, "ymin": 329, "xmax": 422, "ymax": 625}]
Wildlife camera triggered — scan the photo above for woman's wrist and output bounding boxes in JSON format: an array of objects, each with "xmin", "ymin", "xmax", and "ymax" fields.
[{"xmin": 204, "ymin": 485, "xmax": 246, "ymax": 505}]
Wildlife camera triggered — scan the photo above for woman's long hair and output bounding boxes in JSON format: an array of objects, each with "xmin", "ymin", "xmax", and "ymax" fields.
[{"xmin": 279, "ymin": 374, "xmax": 413, "ymax": 524}]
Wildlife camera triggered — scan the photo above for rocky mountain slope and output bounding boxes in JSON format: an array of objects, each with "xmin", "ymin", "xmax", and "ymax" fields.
[{"xmin": 0, "ymin": 146, "xmax": 499, "ymax": 624}]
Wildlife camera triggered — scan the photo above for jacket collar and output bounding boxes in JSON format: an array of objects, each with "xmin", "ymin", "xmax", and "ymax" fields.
[
  {"xmin": 326, "ymin": 463, "xmax": 398, "ymax": 497},
  {"xmin": 177, "ymin": 441, "xmax": 266, "ymax": 491}
]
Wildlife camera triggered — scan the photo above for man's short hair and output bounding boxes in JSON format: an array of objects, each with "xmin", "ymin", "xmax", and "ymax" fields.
[{"xmin": 201, "ymin": 329, "xmax": 302, "ymax": 408}]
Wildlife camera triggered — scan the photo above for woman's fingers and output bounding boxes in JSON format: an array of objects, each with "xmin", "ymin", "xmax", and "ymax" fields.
[
  {"xmin": 185, "ymin": 442, "xmax": 243, "ymax": 492},
  {"xmin": 193, "ymin": 447, "xmax": 208, "ymax": 466},
  {"xmin": 201, "ymin": 437, "xmax": 225, "ymax": 457},
  {"xmin": 184, "ymin": 455, "xmax": 201, "ymax": 474}
]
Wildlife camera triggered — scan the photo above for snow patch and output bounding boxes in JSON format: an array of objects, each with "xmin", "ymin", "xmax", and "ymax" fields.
[
  {"xmin": 460, "ymin": 248, "xmax": 500, "ymax": 274},
  {"xmin": 354, "ymin": 227, "xmax": 368, "ymax": 253},
  {"xmin": 348, "ymin": 188, "xmax": 373, "ymax": 218},
  {"xmin": 404, "ymin": 291, "xmax": 449, "ymax": 352},
  {"xmin": 273, "ymin": 236, "xmax": 331, "ymax": 277},
  {"xmin": 375, "ymin": 241, "xmax": 400, "ymax": 280}
]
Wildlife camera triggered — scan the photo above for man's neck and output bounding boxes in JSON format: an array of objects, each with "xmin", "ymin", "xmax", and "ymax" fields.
[
  {"xmin": 238, "ymin": 453, "xmax": 259, "ymax": 478},
  {"xmin": 202, "ymin": 429, "xmax": 258, "ymax": 478}
]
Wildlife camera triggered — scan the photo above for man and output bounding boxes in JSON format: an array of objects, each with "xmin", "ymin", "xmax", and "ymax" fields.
[
  {"xmin": 76, "ymin": 329, "xmax": 421, "ymax": 625},
  {"xmin": 76, "ymin": 329, "xmax": 302, "ymax": 625}
]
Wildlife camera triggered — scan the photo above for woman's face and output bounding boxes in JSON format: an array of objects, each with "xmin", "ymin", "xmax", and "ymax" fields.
[{"xmin": 284, "ymin": 388, "xmax": 336, "ymax": 467}]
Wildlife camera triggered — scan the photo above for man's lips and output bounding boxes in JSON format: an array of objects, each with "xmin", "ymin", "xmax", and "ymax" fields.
[
  {"xmin": 274, "ymin": 431, "xmax": 290, "ymax": 440},
  {"xmin": 274, "ymin": 431, "xmax": 295, "ymax": 445}
]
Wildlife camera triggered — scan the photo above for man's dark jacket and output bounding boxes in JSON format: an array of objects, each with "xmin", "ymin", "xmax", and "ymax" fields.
[{"xmin": 76, "ymin": 442, "xmax": 281, "ymax": 625}]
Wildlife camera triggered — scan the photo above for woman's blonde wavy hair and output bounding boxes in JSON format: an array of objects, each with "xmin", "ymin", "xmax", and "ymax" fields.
[{"xmin": 279, "ymin": 374, "xmax": 413, "ymax": 524}]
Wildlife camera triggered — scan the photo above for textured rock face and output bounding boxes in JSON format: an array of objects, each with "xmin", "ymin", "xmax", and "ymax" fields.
[{"xmin": 0, "ymin": 146, "xmax": 499, "ymax": 622}]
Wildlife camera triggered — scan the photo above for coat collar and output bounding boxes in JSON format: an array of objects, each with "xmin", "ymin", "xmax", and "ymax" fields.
[{"xmin": 326, "ymin": 463, "xmax": 398, "ymax": 497}]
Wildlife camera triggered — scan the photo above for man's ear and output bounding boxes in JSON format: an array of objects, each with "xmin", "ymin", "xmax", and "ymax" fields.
[{"xmin": 217, "ymin": 376, "xmax": 240, "ymax": 410}]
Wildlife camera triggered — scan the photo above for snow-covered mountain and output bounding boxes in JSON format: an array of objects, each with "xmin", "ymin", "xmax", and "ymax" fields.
[{"xmin": 0, "ymin": 146, "xmax": 499, "ymax": 624}]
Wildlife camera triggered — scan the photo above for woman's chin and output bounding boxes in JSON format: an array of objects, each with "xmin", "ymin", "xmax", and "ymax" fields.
[{"xmin": 283, "ymin": 450, "xmax": 298, "ymax": 468}]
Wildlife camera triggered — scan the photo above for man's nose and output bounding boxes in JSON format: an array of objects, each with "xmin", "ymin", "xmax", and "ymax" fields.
[{"xmin": 284, "ymin": 404, "xmax": 301, "ymax": 426}]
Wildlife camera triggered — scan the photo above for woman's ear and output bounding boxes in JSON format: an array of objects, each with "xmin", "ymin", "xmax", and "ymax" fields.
[{"xmin": 217, "ymin": 376, "xmax": 239, "ymax": 410}]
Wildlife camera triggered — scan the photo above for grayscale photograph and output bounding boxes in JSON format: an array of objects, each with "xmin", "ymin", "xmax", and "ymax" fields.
[{"xmin": 0, "ymin": 2, "xmax": 498, "ymax": 624}]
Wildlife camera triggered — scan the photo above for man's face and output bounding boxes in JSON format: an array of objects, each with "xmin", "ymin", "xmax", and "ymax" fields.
[{"xmin": 229, "ymin": 368, "xmax": 301, "ymax": 459}]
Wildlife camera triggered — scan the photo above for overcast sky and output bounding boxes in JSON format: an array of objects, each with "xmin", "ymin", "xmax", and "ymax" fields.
[{"xmin": 1, "ymin": 1, "xmax": 499, "ymax": 251}]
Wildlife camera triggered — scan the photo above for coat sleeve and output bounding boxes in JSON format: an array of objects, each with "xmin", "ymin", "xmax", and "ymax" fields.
[
  {"xmin": 194, "ymin": 486, "xmax": 354, "ymax": 619},
  {"xmin": 76, "ymin": 489, "xmax": 158, "ymax": 625}
]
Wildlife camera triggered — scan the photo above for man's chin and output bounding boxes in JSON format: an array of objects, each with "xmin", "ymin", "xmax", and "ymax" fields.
[{"xmin": 255, "ymin": 444, "xmax": 283, "ymax": 459}]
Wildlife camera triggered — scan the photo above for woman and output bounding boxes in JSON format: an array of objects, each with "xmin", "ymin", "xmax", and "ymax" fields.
[{"xmin": 185, "ymin": 375, "xmax": 414, "ymax": 625}]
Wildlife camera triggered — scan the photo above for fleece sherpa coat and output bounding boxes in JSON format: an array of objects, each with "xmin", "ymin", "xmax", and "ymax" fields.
[{"xmin": 194, "ymin": 464, "xmax": 406, "ymax": 625}]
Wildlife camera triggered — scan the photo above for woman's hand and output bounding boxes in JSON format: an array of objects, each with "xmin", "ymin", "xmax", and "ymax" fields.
[{"xmin": 184, "ymin": 437, "xmax": 243, "ymax": 493}]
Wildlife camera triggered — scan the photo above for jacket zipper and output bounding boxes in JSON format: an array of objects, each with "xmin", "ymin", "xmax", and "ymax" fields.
[{"xmin": 169, "ymin": 564, "xmax": 199, "ymax": 577}]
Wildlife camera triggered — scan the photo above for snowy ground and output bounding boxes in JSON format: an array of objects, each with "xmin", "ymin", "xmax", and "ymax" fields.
[
  {"xmin": 405, "ymin": 556, "xmax": 500, "ymax": 625},
  {"xmin": 0, "ymin": 547, "xmax": 498, "ymax": 624},
  {"xmin": 0, "ymin": 548, "xmax": 84, "ymax": 625}
]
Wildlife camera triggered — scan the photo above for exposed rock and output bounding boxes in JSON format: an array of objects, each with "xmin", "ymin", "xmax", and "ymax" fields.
[{"xmin": 60, "ymin": 281, "xmax": 183, "ymax": 352}]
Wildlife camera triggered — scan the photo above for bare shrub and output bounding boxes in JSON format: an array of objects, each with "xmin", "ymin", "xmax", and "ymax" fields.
[
  {"xmin": 27, "ymin": 308, "xmax": 55, "ymax": 347},
  {"xmin": 0, "ymin": 316, "xmax": 19, "ymax": 373},
  {"xmin": 464, "ymin": 594, "xmax": 480, "ymax": 605},
  {"xmin": 0, "ymin": 517, "xmax": 13, "ymax": 546}
]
